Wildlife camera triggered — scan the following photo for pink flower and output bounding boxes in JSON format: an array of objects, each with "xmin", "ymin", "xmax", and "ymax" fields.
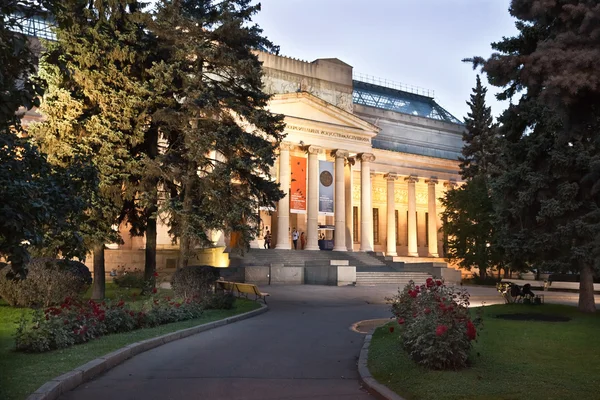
[{"xmin": 436, "ymin": 325, "xmax": 448, "ymax": 336}]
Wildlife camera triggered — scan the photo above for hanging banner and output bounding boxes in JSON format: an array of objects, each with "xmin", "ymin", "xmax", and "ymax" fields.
[
  {"xmin": 290, "ymin": 156, "xmax": 307, "ymax": 214},
  {"xmin": 319, "ymin": 160, "xmax": 334, "ymax": 215}
]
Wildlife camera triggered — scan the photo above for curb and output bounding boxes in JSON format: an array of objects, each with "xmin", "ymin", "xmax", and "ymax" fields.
[
  {"xmin": 357, "ymin": 331, "xmax": 406, "ymax": 400},
  {"xmin": 27, "ymin": 303, "xmax": 268, "ymax": 400}
]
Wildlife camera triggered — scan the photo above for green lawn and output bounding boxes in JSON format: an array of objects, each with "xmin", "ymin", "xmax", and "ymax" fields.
[
  {"xmin": 368, "ymin": 304, "xmax": 600, "ymax": 400},
  {"xmin": 0, "ymin": 285, "xmax": 260, "ymax": 400}
]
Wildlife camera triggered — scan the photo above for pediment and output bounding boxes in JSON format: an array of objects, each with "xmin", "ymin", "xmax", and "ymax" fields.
[{"xmin": 268, "ymin": 92, "xmax": 380, "ymax": 136}]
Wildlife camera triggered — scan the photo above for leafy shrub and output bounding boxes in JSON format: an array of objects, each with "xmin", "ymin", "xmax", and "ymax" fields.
[
  {"xmin": 204, "ymin": 292, "xmax": 235, "ymax": 310},
  {"xmin": 387, "ymin": 278, "xmax": 481, "ymax": 370},
  {"xmin": 0, "ymin": 258, "xmax": 91, "ymax": 307},
  {"xmin": 15, "ymin": 293, "xmax": 206, "ymax": 352},
  {"xmin": 113, "ymin": 269, "xmax": 146, "ymax": 289},
  {"xmin": 171, "ymin": 265, "xmax": 220, "ymax": 301}
]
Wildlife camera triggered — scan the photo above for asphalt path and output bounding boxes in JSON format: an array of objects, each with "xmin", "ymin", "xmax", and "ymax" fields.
[{"xmin": 60, "ymin": 285, "xmax": 597, "ymax": 400}]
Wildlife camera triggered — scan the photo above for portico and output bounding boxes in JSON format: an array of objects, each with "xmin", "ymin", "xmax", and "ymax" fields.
[{"xmin": 255, "ymin": 90, "xmax": 461, "ymax": 257}]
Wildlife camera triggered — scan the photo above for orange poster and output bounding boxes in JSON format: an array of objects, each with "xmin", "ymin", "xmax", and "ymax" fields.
[{"xmin": 290, "ymin": 156, "xmax": 307, "ymax": 214}]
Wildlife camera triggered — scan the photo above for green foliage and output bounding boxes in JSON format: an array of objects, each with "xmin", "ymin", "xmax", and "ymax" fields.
[
  {"xmin": 470, "ymin": 0, "xmax": 600, "ymax": 312},
  {"xmin": 0, "ymin": 259, "xmax": 91, "ymax": 307},
  {"xmin": 14, "ymin": 294, "xmax": 206, "ymax": 353},
  {"xmin": 387, "ymin": 279, "xmax": 479, "ymax": 370},
  {"xmin": 148, "ymin": 0, "xmax": 286, "ymax": 264},
  {"xmin": 441, "ymin": 76, "xmax": 502, "ymax": 279},
  {"xmin": 112, "ymin": 269, "xmax": 146, "ymax": 289},
  {"xmin": 204, "ymin": 292, "xmax": 236, "ymax": 310},
  {"xmin": 171, "ymin": 266, "xmax": 220, "ymax": 301}
]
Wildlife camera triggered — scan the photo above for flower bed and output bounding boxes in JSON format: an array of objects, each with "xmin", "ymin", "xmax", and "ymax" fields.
[
  {"xmin": 387, "ymin": 278, "xmax": 482, "ymax": 370},
  {"xmin": 15, "ymin": 292, "xmax": 216, "ymax": 352}
]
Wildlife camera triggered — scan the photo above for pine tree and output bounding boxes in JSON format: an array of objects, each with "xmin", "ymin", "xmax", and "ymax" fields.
[
  {"xmin": 148, "ymin": 0, "xmax": 285, "ymax": 267},
  {"xmin": 32, "ymin": 0, "xmax": 153, "ymax": 299},
  {"xmin": 470, "ymin": 0, "xmax": 600, "ymax": 312},
  {"xmin": 1, "ymin": 1, "xmax": 93, "ymax": 278},
  {"xmin": 459, "ymin": 75, "xmax": 497, "ymax": 180},
  {"xmin": 441, "ymin": 76, "xmax": 502, "ymax": 280}
]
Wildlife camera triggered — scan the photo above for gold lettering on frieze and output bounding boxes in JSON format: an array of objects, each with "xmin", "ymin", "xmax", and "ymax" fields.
[
  {"xmin": 353, "ymin": 184, "xmax": 360, "ymax": 202},
  {"xmin": 373, "ymin": 187, "xmax": 386, "ymax": 204},
  {"xmin": 395, "ymin": 189, "xmax": 408, "ymax": 204},
  {"xmin": 416, "ymin": 191, "xmax": 428, "ymax": 205},
  {"xmin": 286, "ymin": 124, "xmax": 371, "ymax": 143}
]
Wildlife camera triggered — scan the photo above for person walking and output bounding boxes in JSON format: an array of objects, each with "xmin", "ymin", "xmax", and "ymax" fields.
[
  {"xmin": 264, "ymin": 230, "xmax": 271, "ymax": 249},
  {"xmin": 292, "ymin": 228, "xmax": 299, "ymax": 250},
  {"xmin": 300, "ymin": 232, "xmax": 306, "ymax": 250}
]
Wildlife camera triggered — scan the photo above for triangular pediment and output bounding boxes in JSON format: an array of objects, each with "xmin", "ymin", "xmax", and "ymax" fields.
[{"xmin": 268, "ymin": 92, "xmax": 379, "ymax": 136}]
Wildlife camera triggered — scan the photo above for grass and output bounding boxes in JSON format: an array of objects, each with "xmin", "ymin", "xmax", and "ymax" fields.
[
  {"xmin": 368, "ymin": 304, "xmax": 600, "ymax": 400},
  {"xmin": 0, "ymin": 284, "xmax": 260, "ymax": 400}
]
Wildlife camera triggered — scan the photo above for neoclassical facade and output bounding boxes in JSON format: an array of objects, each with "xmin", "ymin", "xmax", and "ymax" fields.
[{"xmin": 252, "ymin": 52, "xmax": 463, "ymax": 259}]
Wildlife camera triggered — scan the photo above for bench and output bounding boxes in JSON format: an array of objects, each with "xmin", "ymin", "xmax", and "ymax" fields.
[{"xmin": 216, "ymin": 281, "xmax": 269, "ymax": 304}]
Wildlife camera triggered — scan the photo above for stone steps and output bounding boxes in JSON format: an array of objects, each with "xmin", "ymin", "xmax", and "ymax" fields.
[
  {"xmin": 355, "ymin": 271, "xmax": 431, "ymax": 286},
  {"xmin": 230, "ymin": 249, "xmax": 387, "ymax": 268}
]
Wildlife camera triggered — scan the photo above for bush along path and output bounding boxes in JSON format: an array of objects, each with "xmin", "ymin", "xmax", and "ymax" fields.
[{"xmin": 0, "ymin": 297, "xmax": 261, "ymax": 400}]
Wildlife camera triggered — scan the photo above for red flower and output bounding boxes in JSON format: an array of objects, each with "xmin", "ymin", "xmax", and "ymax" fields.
[
  {"xmin": 397, "ymin": 318, "xmax": 405, "ymax": 325},
  {"xmin": 426, "ymin": 277, "xmax": 434, "ymax": 287},
  {"xmin": 466, "ymin": 320, "xmax": 477, "ymax": 341},
  {"xmin": 389, "ymin": 326, "xmax": 395, "ymax": 333},
  {"xmin": 166, "ymin": 296, "xmax": 171, "ymax": 301},
  {"xmin": 152, "ymin": 288, "xmax": 157, "ymax": 294},
  {"xmin": 424, "ymin": 308, "xmax": 431, "ymax": 314},
  {"xmin": 117, "ymin": 300, "xmax": 125, "ymax": 307},
  {"xmin": 436, "ymin": 280, "xmax": 443, "ymax": 286},
  {"xmin": 153, "ymin": 271, "xmax": 159, "ymax": 277},
  {"xmin": 129, "ymin": 311, "xmax": 135, "ymax": 317},
  {"xmin": 409, "ymin": 290, "xmax": 418, "ymax": 298},
  {"xmin": 412, "ymin": 312, "xmax": 417, "ymax": 318},
  {"xmin": 175, "ymin": 303, "xmax": 181, "ymax": 308},
  {"xmin": 435, "ymin": 325, "xmax": 448, "ymax": 336}
]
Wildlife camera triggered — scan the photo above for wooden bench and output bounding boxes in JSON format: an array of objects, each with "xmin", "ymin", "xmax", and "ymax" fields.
[{"xmin": 216, "ymin": 281, "xmax": 269, "ymax": 304}]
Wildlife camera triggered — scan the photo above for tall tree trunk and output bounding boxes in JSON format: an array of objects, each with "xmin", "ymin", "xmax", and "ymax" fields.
[
  {"xmin": 143, "ymin": 200, "xmax": 157, "ymax": 292},
  {"xmin": 578, "ymin": 262, "xmax": 596, "ymax": 313},
  {"xmin": 479, "ymin": 264, "xmax": 486, "ymax": 280},
  {"xmin": 91, "ymin": 243, "xmax": 105, "ymax": 300},
  {"xmin": 143, "ymin": 126, "xmax": 159, "ymax": 292},
  {"xmin": 178, "ymin": 163, "xmax": 196, "ymax": 269}
]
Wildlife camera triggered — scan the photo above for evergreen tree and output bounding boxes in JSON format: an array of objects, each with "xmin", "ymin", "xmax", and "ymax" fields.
[
  {"xmin": 459, "ymin": 75, "xmax": 497, "ymax": 180},
  {"xmin": 1, "ymin": 1, "xmax": 93, "ymax": 278},
  {"xmin": 32, "ymin": 0, "xmax": 153, "ymax": 299},
  {"xmin": 148, "ymin": 0, "xmax": 285, "ymax": 267},
  {"xmin": 470, "ymin": 0, "xmax": 600, "ymax": 312},
  {"xmin": 441, "ymin": 76, "xmax": 502, "ymax": 279}
]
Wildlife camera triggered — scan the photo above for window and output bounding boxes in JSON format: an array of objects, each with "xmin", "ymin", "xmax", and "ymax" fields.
[
  {"xmin": 353, "ymin": 206, "xmax": 359, "ymax": 243},
  {"xmin": 425, "ymin": 212, "xmax": 429, "ymax": 246},
  {"xmin": 373, "ymin": 208, "xmax": 380, "ymax": 244},
  {"xmin": 395, "ymin": 210, "xmax": 400, "ymax": 245}
]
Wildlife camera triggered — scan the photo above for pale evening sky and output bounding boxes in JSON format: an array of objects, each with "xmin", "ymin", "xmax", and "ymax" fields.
[{"xmin": 251, "ymin": 0, "xmax": 518, "ymax": 122}]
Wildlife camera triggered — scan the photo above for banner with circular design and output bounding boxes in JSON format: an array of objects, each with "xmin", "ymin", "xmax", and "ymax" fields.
[{"xmin": 319, "ymin": 160, "xmax": 334, "ymax": 215}]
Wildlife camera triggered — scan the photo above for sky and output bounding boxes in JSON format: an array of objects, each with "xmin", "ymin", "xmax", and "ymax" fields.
[{"xmin": 251, "ymin": 0, "xmax": 518, "ymax": 121}]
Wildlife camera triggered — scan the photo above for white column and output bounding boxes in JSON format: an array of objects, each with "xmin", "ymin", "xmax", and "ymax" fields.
[
  {"xmin": 305, "ymin": 145, "xmax": 321, "ymax": 251},
  {"xmin": 345, "ymin": 158, "xmax": 354, "ymax": 251},
  {"xmin": 385, "ymin": 173, "xmax": 398, "ymax": 257},
  {"xmin": 332, "ymin": 150, "xmax": 348, "ymax": 251},
  {"xmin": 426, "ymin": 178, "xmax": 439, "ymax": 257},
  {"xmin": 406, "ymin": 176, "xmax": 419, "ymax": 257},
  {"xmin": 359, "ymin": 153, "xmax": 375, "ymax": 252},
  {"xmin": 275, "ymin": 143, "xmax": 292, "ymax": 249}
]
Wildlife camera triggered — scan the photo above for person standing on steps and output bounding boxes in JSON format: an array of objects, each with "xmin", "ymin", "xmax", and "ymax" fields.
[
  {"xmin": 292, "ymin": 228, "xmax": 299, "ymax": 250},
  {"xmin": 264, "ymin": 230, "xmax": 271, "ymax": 249},
  {"xmin": 300, "ymin": 232, "xmax": 306, "ymax": 250}
]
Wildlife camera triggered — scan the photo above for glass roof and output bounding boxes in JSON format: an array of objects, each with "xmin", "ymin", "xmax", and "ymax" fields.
[
  {"xmin": 8, "ymin": 12, "xmax": 56, "ymax": 41},
  {"xmin": 353, "ymin": 80, "xmax": 462, "ymax": 124}
]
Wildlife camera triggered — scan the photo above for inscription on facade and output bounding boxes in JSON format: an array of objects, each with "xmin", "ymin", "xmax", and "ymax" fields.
[{"xmin": 287, "ymin": 124, "xmax": 370, "ymax": 143}]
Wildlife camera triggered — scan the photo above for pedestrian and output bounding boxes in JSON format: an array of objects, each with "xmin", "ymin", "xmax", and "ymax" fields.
[
  {"xmin": 264, "ymin": 230, "xmax": 271, "ymax": 249},
  {"xmin": 300, "ymin": 232, "xmax": 306, "ymax": 250},
  {"xmin": 292, "ymin": 227, "xmax": 299, "ymax": 250}
]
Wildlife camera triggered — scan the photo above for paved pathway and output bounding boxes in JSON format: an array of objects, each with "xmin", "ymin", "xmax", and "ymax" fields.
[{"xmin": 61, "ymin": 285, "xmax": 598, "ymax": 400}]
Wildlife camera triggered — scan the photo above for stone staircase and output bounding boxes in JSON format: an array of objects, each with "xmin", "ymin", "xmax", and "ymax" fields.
[
  {"xmin": 229, "ymin": 249, "xmax": 388, "ymax": 269},
  {"xmin": 355, "ymin": 271, "xmax": 431, "ymax": 286}
]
